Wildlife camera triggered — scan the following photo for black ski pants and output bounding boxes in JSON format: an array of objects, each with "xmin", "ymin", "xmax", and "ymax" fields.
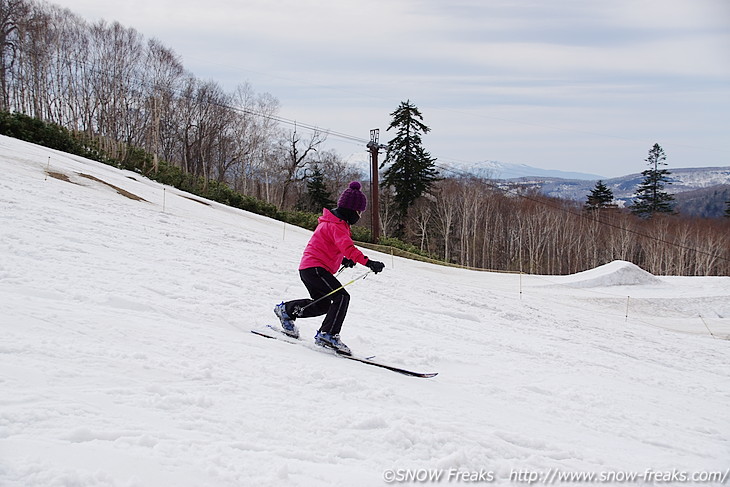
[{"xmin": 285, "ymin": 267, "xmax": 350, "ymax": 336}]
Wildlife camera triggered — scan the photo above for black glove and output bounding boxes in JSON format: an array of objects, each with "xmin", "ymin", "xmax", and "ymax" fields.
[
  {"xmin": 366, "ymin": 259, "xmax": 385, "ymax": 274},
  {"xmin": 341, "ymin": 257, "xmax": 356, "ymax": 268}
]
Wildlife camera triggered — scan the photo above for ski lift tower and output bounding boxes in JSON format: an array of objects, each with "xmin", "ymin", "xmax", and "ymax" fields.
[{"xmin": 367, "ymin": 129, "xmax": 386, "ymax": 243}]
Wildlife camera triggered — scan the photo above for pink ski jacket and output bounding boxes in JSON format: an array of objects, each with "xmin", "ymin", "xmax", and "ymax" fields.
[{"xmin": 299, "ymin": 209, "xmax": 369, "ymax": 274}]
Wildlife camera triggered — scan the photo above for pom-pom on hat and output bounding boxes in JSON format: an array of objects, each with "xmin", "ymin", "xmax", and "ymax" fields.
[{"xmin": 337, "ymin": 181, "xmax": 367, "ymax": 212}]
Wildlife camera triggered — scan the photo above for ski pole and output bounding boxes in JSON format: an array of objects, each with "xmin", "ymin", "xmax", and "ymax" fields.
[{"xmin": 293, "ymin": 270, "xmax": 371, "ymax": 316}]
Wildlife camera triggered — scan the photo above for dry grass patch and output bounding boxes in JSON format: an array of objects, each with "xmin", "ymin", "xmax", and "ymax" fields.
[{"xmin": 77, "ymin": 173, "xmax": 147, "ymax": 202}]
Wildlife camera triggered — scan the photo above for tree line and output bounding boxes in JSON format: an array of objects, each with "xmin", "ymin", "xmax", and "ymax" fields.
[{"xmin": 387, "ymin": 177, "xmax": 729, "ymax": 276}]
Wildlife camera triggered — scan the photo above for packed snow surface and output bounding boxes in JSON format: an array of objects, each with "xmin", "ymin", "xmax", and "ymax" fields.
[{"xmin": 1, "ymin": 135, "xmax": 729, "ymax": 486}]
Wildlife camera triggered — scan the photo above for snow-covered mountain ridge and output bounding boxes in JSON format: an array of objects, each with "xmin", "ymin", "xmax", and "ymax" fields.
[
  {"xmin": 2, "ymin": 135, "xmax": 729, "ymax": 486},
  {"xmin": 498, "ymin": 167, "xmax": 730, "ymax": 216},
  {"xmin": 503, "ymin": 166, "xmax": 730, "ymax": 200},
  {"xmin": 434, "ymin": 159, "xmax": 605, "ymax": 181},
  {"xmin": 345, "ymin": 151, "xmax": 604, "ymax": 180}
]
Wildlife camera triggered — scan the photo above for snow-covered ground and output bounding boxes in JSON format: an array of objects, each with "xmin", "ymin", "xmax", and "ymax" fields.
[{"xmin": 1, "ymin": 134, "xmax": 729, "ymax": 486}]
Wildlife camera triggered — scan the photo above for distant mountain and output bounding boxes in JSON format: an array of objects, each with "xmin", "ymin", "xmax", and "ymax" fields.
[
  {"xmin": 344, "ymin": 153, "xmax": 603, "ymax": 181},
  {"xmin": 673, "ymin": 185, "xmax": 730, "ymax": 218},
  {"xmin": 499, "ymin": 167, "xmax": 730, "ymax": 218},
  {"xmin": 437, "ymin": 160, "xmax": 604, "ymax": 181}
]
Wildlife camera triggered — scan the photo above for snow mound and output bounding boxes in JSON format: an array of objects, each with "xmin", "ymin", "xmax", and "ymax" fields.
[{"xmin": 559, "ymin": 260, "xmax": 662, "ymax": 288}]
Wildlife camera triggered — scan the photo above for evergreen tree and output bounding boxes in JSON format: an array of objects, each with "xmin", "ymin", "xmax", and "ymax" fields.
[
  {"xmin": 380, "ymin": 100, "xmax": 440, "ymax": 233},
  {"xmin": 630, "ymin": 143, "xmax": 675, "ymax": 218},
  {"xmin": 724, "ymin": 199, "xmax": 730, "ymax": 218},
  {"xmin": 584, "ymin": 180, "xmax": 616, "ymax": 211},
  {"xmin": 297, "ymin": 165, "xmax": 334, "ymax": 212}
]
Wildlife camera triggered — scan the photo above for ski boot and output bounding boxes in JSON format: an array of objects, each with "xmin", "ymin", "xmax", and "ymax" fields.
[
  {"xmin": 315, "ymin": 331, "xmax": 351, "ymax": 355},
  {"xmin": 274, "ymin": 302, "xmax": 299, "ymax": 338}
]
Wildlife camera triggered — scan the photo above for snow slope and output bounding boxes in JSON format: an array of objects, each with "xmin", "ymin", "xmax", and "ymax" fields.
[{"xmin": 1, "ymin": 135, "xmax": 729, "ymax": 486}]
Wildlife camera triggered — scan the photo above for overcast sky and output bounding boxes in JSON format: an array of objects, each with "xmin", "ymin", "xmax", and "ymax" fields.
[{"xmin": 53, "ymin": 0, "xmax": 729, "ymax": 178}]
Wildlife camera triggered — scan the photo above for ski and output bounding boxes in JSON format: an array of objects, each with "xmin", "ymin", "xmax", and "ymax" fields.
[
  {"xmin": 251, "ymin": 327, "xmax": 299, "ymax": 342},
  {"xmin": 337, "ymin": 353, "xmax": 438, "ymax": 378},
  {"xmin": 250, "ymin": 328, "xmax": 438, "ymax": 378},
  {"xmin": 264, "ymin": 324, "xmax": 300, "ymax": 340}
]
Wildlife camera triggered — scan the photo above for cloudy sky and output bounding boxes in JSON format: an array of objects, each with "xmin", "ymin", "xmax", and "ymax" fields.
[{"xmin": 53, "ymin": 0, "xmax": 729, "ymax": 178}]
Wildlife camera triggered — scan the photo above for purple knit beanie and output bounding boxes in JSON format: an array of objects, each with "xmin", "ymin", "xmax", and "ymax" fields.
[{"xmin": 337, "ymin": 181, "xmax": 367, "ymax": 212}]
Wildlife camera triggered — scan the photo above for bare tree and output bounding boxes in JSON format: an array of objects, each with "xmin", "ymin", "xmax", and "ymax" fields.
[
  {"xmin": 277, "ymin": 125, "xmax": 326, "ymax": 208},
  {"xmin": 145, "ymin": 38, "xmax": 184, "ymax": 172},
  {"xmin": 227, "ymin": 83, "xmax": 280, "ymax": 192},
  {"xmin": 432, "ymin": 180, "xmax": 461, "ymax": 262},
  {"xmin": 0, "ymin": 0, "xmax": 26, "ymax": 111},
  {"xmin": 410, "ymin": 197, "xmax": 433, "ymax": 252}
]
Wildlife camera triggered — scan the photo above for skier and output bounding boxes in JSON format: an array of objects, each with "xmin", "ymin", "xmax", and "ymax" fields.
[{"xmin": 274, "ymin": 181, "xmax": 385, "ymax": 355}]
